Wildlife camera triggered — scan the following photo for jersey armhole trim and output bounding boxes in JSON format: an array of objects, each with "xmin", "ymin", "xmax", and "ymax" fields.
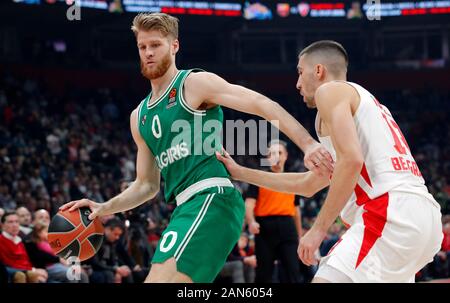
[
  {"xmin": 136, "ymin": 98, "xmax": 146, "ymax": 139},
  {"xmin": 136, "ymin": 98, "xmax": 161, "ymax": 171},
  {"xmin": 179, "ymin": 69, "xmax": 207, "ymax": 116}
]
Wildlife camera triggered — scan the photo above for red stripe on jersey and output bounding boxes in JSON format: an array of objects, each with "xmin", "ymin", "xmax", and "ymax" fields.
[
  {"xmin": 355, "ymin": 192, "xmax": 389, "ymax": 269},
  {"xmin": 341, "ymin": 217, "xmax": 351, "ymax": 229},
  {"xmin": 355, "ymin": 183, "xmax": 371, "ymax": 206},
  {"xmin": 360, "ymin": 164, "xmax": 372, "ymax": 187}
]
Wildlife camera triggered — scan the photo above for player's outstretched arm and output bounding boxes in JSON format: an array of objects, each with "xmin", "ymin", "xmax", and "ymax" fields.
[
  {"xmin": 184, "ymin": 72, "xmax": 334, "ymax": 176},
  {"xmin": 298, "ymin": 82, "xmax": 363, "ymax": 266},
  {"xmin": 216, "ymin": 150, "xmax": 329, "ymax": 197},
  {"xmin": 60, "ymin": 108, "xmax": 160, "ymax": 220}
]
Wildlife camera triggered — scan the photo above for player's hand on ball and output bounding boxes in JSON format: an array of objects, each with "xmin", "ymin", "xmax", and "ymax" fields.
[
  {"xmin": 304, "ymin": 142, "xmax": 334, "ymax": 177},
  {"xmin": 215, "ymin": 149, "xmax": 243, "ymax": 180},
  {"xmin": 59, "ymin": 198, "xmax": 103, "ymax": 220}
]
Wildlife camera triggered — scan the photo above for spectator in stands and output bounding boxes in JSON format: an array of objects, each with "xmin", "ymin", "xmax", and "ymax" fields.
[
  {"xmin": 434, "ymin": 222, "xmax": 450, "ymax": 278},
  {"xmin": 239, "ymin": 232, "xmax": 256, "ymax": 283},
  {"xmin": 33, "ymin": 209, "xmax": 50, "ymax": 226},
  {"xmin": 24, "ymin": 221, "xmax": 89, "ymax": 283},
  {"xmin": 218, "ymin": 232, "xmax": 257, "ymax": 283},
  {"xmin": 126, "ymin": 212, "xmax": 152, "ymax": 280},
  {"xmin": 0, "ymin": 207, "xmax": 5, "ymax": 228},
  {"xmin": 16, "ymin": 206, "xmax": 32, "ymax": 236},
  {"xmin": 88, "ymin": 217, "xmax": 134, "ymax": 283},
  {"xmin": 0, "ymin": 212, "xmax": 48, "ymax": 282}
]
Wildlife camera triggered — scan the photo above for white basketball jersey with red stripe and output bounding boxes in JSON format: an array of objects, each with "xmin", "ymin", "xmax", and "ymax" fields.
[{"xmin": 316, "ymin": 81, "xmax": 440, "ymax": 226}]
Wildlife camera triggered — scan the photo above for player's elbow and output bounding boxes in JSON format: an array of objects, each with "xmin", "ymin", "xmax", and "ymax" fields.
[
  {"xmin": 293, "ymin": 181, "xmax": 314, "ymax": 198},
  {"xmin": 300, "ymin": 189, "xmax": 314, "ymax": 198},
  {"xmin": 297, "ymin": 184, "xmax": 319, "ymax": 198},
  {"xmin": 148, "ymin": 183, "xmax": 160, "ymax": 199},
  {"xmin": 343, "ymin": 153, "xmax": 364, "ymax": 172},
  {"xmin": 135, "ymin": 179, "xmax": 160, "ymax": 200}
]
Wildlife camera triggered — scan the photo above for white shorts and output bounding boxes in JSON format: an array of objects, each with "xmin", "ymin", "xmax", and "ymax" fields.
[{"xmin": 315, "ymin": 192, "xmax": 443, "ymax": 283}]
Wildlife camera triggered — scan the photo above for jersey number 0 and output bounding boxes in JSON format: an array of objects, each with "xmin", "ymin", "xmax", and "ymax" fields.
[{"xmin": 152, "ymin": 115, "xmax": 162, "ymax": 139}]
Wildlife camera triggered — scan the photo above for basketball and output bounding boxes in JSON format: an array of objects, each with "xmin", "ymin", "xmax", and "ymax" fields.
[{"xmin": 48, "ymin": 207, "xmax": 104, "ymax": 261}]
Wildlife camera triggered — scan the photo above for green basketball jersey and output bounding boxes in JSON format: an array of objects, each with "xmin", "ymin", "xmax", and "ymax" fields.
[{"xmin": 137, "ymin": 69, "xmax": 229, "ymax": 203}]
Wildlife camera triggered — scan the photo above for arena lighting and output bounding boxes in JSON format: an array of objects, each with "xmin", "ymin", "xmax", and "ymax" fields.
[
  {"xmin": 12, "ymin": 0, "xmax": 450, "ymax": 17},
  {"xmin": 309, "ymin": 3, "xmax": 345, "ymax": 10},
  {"xmin": 362, "ymin": 0, "xmax": 450, "ymax": 17},
  {"xmin": 69, "ymin": 0, "xmax": 108, "ymax": 10},
  {"xmin": 160, "ymin": 7, "xmax": 241, "ymax": 16},
  {"xmin": 124, "ymin": 0, "xmax": 242, "ymax": 16}
]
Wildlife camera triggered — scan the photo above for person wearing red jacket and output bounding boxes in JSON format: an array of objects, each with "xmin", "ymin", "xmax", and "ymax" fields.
[
  {"xmin": 0, "ymin": 212, "xmax": 48, "ymax": 283},
  {"xmin": 441, "ymin": 223, "xmax": 450, "ymax": 253}
]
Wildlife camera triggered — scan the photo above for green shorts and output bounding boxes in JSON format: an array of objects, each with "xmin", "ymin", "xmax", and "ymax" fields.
[{"xmin": 151, "ymin": 185, "xmax": 245, "ymax": 283}]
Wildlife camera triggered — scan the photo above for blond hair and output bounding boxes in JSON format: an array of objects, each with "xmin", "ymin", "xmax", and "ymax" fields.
[{"xmin": 131, "ymin": 13, "xmax": 179, "ymax": 39}]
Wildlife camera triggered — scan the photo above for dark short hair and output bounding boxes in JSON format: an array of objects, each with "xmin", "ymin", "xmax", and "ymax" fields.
[
  {"xmin": 105, "ymin": 217, "xmax": 125, "ymax": 231},
  {"xmin": 1, "ymin": 211, "xmax": 18, "ymax": 224},
  {"xmin": 299, "ymin": 40, "xmax": 349, "ymax": 67}
]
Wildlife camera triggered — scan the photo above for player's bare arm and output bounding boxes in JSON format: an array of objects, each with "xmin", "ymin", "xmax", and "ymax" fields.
[
  {"xmin": 59, "ymin": 108, "xmax": 160, "ymax": 219},
  {"xmin": 184, "ymin": 71, "xmax": 334, "ymax": 175},
  {"xmin": 216, "ymin": 150, "xmax": 329, "ymax": 197},
  {"xmin": 298, "ymin": 81, "xmax": 363, "ymax": 266}
]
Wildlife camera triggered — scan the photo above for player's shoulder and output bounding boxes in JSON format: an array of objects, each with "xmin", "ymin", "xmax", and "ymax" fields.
[
  {"xmin": 315, "ymin": 81, "xmax": 358, "ymax": 106},
  {"xmin": 183, "ymin": 71, "xmax": 225, "ymax": 98},
  {"xmin": 316, "ymin": 81, "xmax": 355, "ymax": 96},
  {"xmin": 184, "ymin": 70, "xmax": 218, "ymax": 85},
  {"xmin": 130, "ymin": 108, "xmax": 139, "ymax": 129}
]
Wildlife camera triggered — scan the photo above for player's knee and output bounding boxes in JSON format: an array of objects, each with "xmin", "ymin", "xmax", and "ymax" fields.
[
  {"xmin": 144, "ymin": 258, "xmax": 179, "ymax": 283},
  {"xmin": 145, "ymin": 268, "xmax": 169, "ymax": 283},
  {"xmin": 145, "ymin": 271, "xmax": 192, "ymax": 283},
  {"xmin": 168, "ymin": 271, "xmax": 193, "ymax": 283}
]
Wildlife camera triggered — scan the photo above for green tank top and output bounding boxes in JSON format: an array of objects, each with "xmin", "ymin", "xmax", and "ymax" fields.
[{"xmin": 137, "ymin": 69, "xmax": 229, "ymax": 203}]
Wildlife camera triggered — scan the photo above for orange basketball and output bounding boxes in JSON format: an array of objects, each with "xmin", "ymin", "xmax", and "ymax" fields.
[{"xmin": 48, "ymin": 207, "xmax": 104, "ymax": 261}]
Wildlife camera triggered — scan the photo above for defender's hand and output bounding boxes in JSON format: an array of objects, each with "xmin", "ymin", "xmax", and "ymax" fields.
[
  {"xmin": 304, "ymin": 142, "xmax": 334, "ymax": 176},
  {"xmin": 215, "ymin": 150, "xmax": 243, "ymax": 180}
]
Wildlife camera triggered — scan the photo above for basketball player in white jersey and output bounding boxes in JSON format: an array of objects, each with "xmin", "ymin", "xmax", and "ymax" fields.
[{"xmin": 216, "ymin": 40, "xmax": 443, "ymax": 282}]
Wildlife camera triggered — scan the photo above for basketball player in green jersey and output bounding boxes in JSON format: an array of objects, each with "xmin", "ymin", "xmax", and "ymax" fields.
[{"xmin": 60, "ymin": 13, "xmax": 333, "ymax": 283}]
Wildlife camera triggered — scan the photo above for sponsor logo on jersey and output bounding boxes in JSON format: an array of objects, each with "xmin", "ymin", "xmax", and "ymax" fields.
[
  {"xmin": 141, "ymin": 114, "xmax": 147, "ymax": 126},
  {"xmin": 167, "ymin": 88, "xmax": 177, "ymax": 109},
  {"xmin": 155, "ymin": 142, "xmax": 189, "ymax": 169}
]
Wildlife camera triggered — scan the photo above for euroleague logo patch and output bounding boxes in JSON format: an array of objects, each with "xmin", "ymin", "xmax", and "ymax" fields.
[{"xmin": 167, "ymin": 88, "xmax": 177, "ymax": 109}]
